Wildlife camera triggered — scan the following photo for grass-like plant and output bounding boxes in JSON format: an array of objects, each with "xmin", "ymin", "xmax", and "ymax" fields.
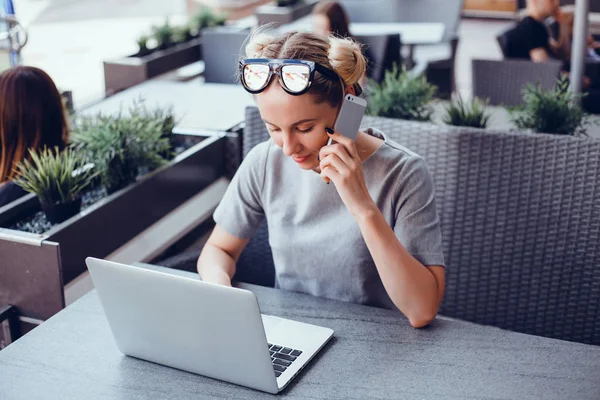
[
  {"xmin": 151, "ymin": 19, "xmax": 174, "ymax": 50},
  {"xmin": 13, "ymin": 147, "xmax": 97, "ymax": 205},
  {"xmin": 509, "ymin": 76, "xmax": 589, "ymax": 136},
  {"xmin": 172, "ymin": 25, "xmax": 193, "ymax": 44},
  {"xmin": 443, "ymin": 96, "xmax": 491, "ymax": 129},
  {"xmin": 367, "ymin": 64, "xmax": 437, "ymax": 122},
  {"xmin": 136, "ymin": 34, "xmax": 150, "ymax": 56},
  {"xmin": 71, "ymin": 101, "xmax": 174, "ymax": 193},
  {"xmin": 190, "ymin": 7, "xmax": 227, "ymax": 35}
]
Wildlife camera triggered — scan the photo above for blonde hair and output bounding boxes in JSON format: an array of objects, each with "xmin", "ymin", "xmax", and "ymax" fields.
[{"xmin": 244, "ymin": 30, "xmax": 367, "ymax": 106}]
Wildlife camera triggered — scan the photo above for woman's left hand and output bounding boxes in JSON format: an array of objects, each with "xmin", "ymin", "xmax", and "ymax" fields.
[{"xmin": 319, "ymin": 128, "xmax": 377, "ymax": 218}]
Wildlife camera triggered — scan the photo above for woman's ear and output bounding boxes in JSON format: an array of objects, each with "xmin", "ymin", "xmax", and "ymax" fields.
[{"xmin": 345, "ymin": 85, "xmax": 356, "ymax": 96}]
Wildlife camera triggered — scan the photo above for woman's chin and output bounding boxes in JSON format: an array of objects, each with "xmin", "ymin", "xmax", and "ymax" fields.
[{"xmin": 298, "ymin": 161, "xmax": 319, "ymax": 170}]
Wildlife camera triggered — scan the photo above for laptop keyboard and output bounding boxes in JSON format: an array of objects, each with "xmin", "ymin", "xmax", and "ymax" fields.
[{"xmin": 268, "ymin": 343, "xmax": 303, "ymax": 378}]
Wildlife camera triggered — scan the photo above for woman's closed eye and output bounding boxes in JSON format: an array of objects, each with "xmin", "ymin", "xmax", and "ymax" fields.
[{"xmin": 297, "ymin": 126, "xmax": 314, "ymax": 134}]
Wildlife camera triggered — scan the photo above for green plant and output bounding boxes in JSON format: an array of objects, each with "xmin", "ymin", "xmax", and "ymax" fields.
[
  {"xmin": 190, "ymin": 7, "xmax": 227, "ymax": 35},
  {"xmin": 71, "ymin": 101, "xmax": 174, "ymax": 193},
  {"xmin": 151, "ymin": 19, "xmax": 174, "ymax": 50},
  {"xmin": 136, "ymin": 34, "xmax": 150, "ymax": 54},
  {"xmin": 172, "ymin": 24, "xmax": 193, "ymax": 44},
  {"xmin": 13, "ymin": 147, "xmax": 97, "ymax": 205},
  {"xmin": 443, "ymin": 96, "xmax": 491, "ymax": 128},
  {"xmin": 509, "ymin": 76, "xmax": 589, "ymax": 136},
  {"xmin": 367, "ymin": 65, "xmax": 437, "ymax": 121}
]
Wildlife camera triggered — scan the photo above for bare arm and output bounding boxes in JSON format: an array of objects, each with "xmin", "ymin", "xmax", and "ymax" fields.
[
  {"xmin": 197, "ymin": 225, "xmax": 250, "ymax": 286},
  {"xmin": 356, "ymin": 208, "xmax": 445, "ymax": 328},
  {"xmin": 530, "ymin": 47, "xmax": 550, "ymax": 62}
]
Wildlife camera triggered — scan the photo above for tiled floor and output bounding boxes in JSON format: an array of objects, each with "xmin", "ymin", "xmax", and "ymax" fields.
[{"xmin": 455, "ymin": 18, "xmax": 512, "ymax": 98}]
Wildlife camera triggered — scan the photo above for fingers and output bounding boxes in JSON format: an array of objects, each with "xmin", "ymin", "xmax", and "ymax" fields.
[
  {"xmin": 324, "ymin": 127, "xmax": 359, "ymax": 159},
  {"xmin": 319, "ymin": 143, "xmax": 353, "ymax": 166},
  {"xmin": 320, "ymin": 153, "xmax": 346, "ymax": 175},
  {"xmin": 320, "ymin": 164, "xmax": 341, "ymax": 184},
  {"xmin": 319, "ymin": 153, "xmax": 349, "ymax": 184}
]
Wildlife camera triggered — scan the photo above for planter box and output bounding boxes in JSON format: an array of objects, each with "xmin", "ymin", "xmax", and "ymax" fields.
[
  {"xmin": 103, "ymin": 38, "xmax": 202, "ymax": 96},
  {"xmin": 256, "ymin": 0, "xmax": 319, "ymax": 26},
  {"xmin": 0, "ymin": 133, "xmax": 229, "ymax": 339}
]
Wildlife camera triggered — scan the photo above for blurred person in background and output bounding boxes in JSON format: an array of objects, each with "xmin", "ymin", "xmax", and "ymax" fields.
[
  {"xmin": 0, "ymin": 66, "xmax": 69, "ymax": 207},
  {"xmin": 504, "ymin": 0, "xmax": 560, "ymax": 62},
  {"xmin": 312, "ymin": 1, "xmax": 369, "ymax": 86},
  {"xmin": 312, "ymin": 0, "xmax": 351, "ymax": 38}
]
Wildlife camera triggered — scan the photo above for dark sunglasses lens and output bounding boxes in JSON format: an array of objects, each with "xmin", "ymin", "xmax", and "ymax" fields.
[
  {"xmin": 243, "ymin": 64, "xmax": 270, "ymax": 91},
  {"xmin": 281, "ymin": 64, "xmax": 311, "ymax": 93}
]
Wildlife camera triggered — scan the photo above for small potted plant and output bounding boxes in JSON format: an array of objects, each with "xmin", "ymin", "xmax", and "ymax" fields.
[
  {"xmin": 367, "ymin": 65, "xmax": 437, "ymax": 122},
  {"xmin": 172, "ymin": 24, "xmax": 194, "ymax": 45},
  {"xmin": 135, "ymin": 34, "xmax": 151, "ymax": 57},
  {"xmin": 12, "ymin": 147, "xmax": 97, "ymax": 224},
  {"xmin": 71, "ymin": 102, "xmax": 173, "ymax": 194},
  {"xmin": 509, "ymin": 76, "xmax": 590, "ymax": 136},
  {"xmin": 151, "ymin": 19, "xmax": 174, "ymax": 50},
  {"xmin": 190, "ymin": 6, "xmax": 227, "ymax": 37},
  {"xmin": 443, "ymin": 96, "xmax": 491, "ymax": 129}
]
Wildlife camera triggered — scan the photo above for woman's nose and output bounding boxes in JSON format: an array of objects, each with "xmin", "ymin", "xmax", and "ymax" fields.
[{"xmin": 281, "ymin": 132, "xmax": 299, "ymax": 156}]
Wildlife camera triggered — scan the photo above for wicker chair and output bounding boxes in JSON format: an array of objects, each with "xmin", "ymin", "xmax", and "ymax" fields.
[
  {"xmin": 355, "ymin": 34, "xmax": 402, "ymax": 83},
  {"xmin": 240, "ymin": 106, "xmax": 600, "ymax": 345},
  {"xmin": 472, "ymin": 58, "xmax": 563, "ymax": 106}
]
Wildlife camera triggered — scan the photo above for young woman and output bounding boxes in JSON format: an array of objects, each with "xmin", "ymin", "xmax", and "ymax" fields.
[
  {"xmin": 312, "ymin": 0, "xmax": 351, "ymax": 38},
  {"xmin": 0, "ymin": 66, "xmax": 69, "ymax": 207},
  {"xmin": 197, "ymin": 31, "xmax": 445, "ymax": 328}
]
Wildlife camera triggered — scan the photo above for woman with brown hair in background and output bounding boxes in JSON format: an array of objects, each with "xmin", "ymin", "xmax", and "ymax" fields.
[
  {"xmin": 312, "ymin": 0, "xmax": 351, "ymax": 38},
  {"xmin": 0, "ymin": 66, "xmax": 69, "ymax": 207}
]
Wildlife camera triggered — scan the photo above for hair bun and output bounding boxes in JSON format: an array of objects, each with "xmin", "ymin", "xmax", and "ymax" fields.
[
  {"xmin": 327, "ymin": 37, "xmax": 366, "ymax": 87},
  {"xmin": 245, "ymin": 32, "xmax": 277, "ymax": 58}
]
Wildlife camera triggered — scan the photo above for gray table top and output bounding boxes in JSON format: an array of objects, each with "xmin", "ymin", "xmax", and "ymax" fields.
[
  {"xmin": 80, "ymin": 81, "xmax": 255, "ymax": 134},
  {"xmin": 1, "ymin": 271, "xmax": 599, "ymax": 399}
]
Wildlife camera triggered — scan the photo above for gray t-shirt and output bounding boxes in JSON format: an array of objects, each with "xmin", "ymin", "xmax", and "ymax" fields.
[{"xmin": 214, "ymin": 128, "xmax": 445, "ymax": 309}]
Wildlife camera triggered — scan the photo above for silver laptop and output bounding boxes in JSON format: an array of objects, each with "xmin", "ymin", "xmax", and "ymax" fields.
[{"xmin": 85, "ymin": 257, "xmax": 334, "ymax": 394}]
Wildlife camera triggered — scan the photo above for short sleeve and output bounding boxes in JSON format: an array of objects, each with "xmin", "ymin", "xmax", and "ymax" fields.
[
  {"xmin": 213, "ymin": 143, "xmax": 268, "ymax": 239},
  {"xmin": 525, "ymin": 18, "xmax": 550, "ymax": 53},
  {"xmin": 393, "ymin": 156, "xmax": 445, "ymax": 268}
]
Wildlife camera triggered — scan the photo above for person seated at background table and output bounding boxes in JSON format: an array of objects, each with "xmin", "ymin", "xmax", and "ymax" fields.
[
  {"xmin": 312, "ymin": 0, "xmax": 369, "ymax": 86},
  {"xmin": 312, "ymin": 0, "xmax": 351, "ymax": 38},
  {"xmin": 504, "ymin": 0, "xmax": 561, "ymax": 61},
  {"xmin": 0, "ymin": 66, "xmax": 69, "ymax": 207},
  {"xmin": 197, "ymin": 30, "xmax": 446, "ymax": 328}
]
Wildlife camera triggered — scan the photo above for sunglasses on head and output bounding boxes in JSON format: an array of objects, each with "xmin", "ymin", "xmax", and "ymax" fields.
[{"xmin": 239, "ymin": 58, "xmax": 340, "ymax": 95}]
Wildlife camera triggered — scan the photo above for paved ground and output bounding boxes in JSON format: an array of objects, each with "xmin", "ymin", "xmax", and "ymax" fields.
[
  {"xmin": 31, "ymin": 0, "xmax": 185, "ymax": 23},
  {"xmin": 13, "ymin": 0, "xmax": 189, "ymax": 106}
]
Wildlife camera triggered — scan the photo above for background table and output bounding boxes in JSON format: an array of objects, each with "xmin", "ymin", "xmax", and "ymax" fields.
[
  {"xmin": 0, "ymin": 266, "xmax": 599, "ymax": 400},
  {"xmin": 80, "ymin": 81, "xmax": 255, "ymax": 134},
  {"xmin": 349, "ymin": 22, "xmax": 444, "ymax": 45}
]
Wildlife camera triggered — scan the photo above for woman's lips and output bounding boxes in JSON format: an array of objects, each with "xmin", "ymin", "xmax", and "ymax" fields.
[{"xmin": 292, "ymin": 155, "xmax": 310, "ymax": 163}]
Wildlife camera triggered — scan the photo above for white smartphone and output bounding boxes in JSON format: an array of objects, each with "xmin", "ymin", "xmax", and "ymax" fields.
[{"xmin": 332, "ymin": 94, "xmax": 367, "ymax": 141}]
